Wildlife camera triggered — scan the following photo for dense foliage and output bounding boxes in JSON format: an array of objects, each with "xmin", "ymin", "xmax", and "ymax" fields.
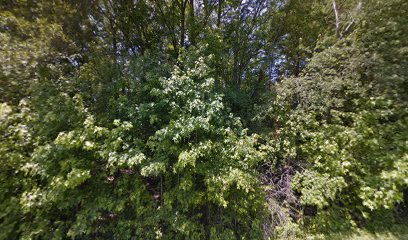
[{"xmin": 1, "ymin": 0, "xmax": 407, "ymax": 239}]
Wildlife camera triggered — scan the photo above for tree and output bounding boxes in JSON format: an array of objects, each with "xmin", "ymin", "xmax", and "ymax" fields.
[
  {"xmin": 259, "ymin": 0, "xmax": 408, "ymax": 233},
  {"xmin": 140, "ymin": 57, "xmax": 268, "ymax": 238}
]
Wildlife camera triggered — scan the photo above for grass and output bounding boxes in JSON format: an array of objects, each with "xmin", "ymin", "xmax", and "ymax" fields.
[{"xmin": 305, "ymin": 224, "xmax": 408, "ymax": 240}]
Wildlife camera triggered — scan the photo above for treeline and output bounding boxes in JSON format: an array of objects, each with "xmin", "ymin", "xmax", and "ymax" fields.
[{"xmin": 0, "ymin": 0, "xmax": 407, "ymax": 239}]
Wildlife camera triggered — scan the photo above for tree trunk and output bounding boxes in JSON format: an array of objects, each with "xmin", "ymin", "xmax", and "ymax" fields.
[
  {"xmin": 180, "ymin": 0, "xmax": 187, "ymax": 49},
  {"xmin": 217, "ymin": 0, "xmax": 223, "ymax": 28},
  {"xmin": 332, "ymin": 0, "xmax": 341, "ymax": 38},
  {"xmin": 189, "ymin": 0, "xmax": 196, "ymax": 45}
]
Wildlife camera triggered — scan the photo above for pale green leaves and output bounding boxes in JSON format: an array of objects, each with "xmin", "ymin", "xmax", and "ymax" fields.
[
  {"xmin": 293, "ymin": 171, "xmax": 346, "ymax": 208},
  {"xmin": 55, "ymin": 111, "xmax": 145, "ymax": 172},
  {"xmin": 140, "ymin": 162, "xmax": 166, "ymax": 177},
  {"xmin": 206, "ymin": 168, "xmax": 258, "ymax": 208}
]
